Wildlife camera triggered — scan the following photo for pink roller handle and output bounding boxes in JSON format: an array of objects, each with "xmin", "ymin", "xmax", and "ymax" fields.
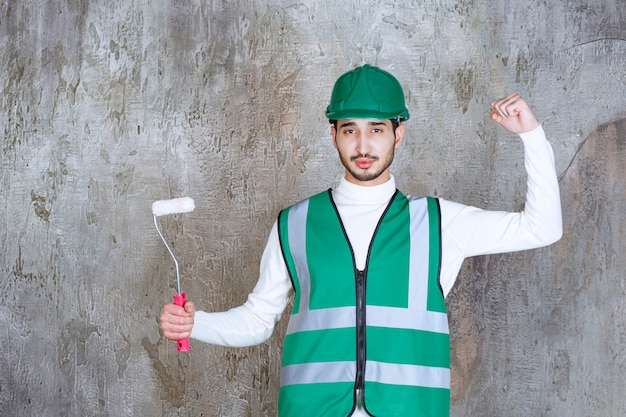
[{"xmin": 173, "ymin": 293, "xmax": 191, "ymax": 352}]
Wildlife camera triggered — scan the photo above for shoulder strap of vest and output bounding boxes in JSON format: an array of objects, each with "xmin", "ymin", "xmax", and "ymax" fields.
[
  {"xmin": 277, "ymin": 189, "xmax": 333, "ymax": 295},
  {"xmin": 426, "ymin": 196, "xmax": 444, "ymax": 298}
]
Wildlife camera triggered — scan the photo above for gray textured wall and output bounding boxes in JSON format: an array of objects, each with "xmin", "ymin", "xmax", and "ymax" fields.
[{"xmin": 1, "ymin": 1, "xmax": 625, "ymax": 416}]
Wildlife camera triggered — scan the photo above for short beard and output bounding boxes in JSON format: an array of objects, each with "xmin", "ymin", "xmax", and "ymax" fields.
[{"xmin": 339, "ymin": 150, "xmax": 394, "ymax": 183}]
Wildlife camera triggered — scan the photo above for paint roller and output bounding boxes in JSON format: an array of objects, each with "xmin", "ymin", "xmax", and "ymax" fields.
[{"xmin": 152, "ymin": 196, "xmax": 195, "ymax": 352}]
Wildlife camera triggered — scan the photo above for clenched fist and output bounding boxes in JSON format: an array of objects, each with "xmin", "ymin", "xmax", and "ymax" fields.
[{"xmin": 160, "ymin": 300, "xmax": 195, "ymax": 341}]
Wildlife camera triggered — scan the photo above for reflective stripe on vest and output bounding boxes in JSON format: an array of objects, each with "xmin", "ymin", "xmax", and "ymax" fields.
[
  {"xmin": 282, "ymin": 360, "xmax": 449, "ymax": 389},
  {"xmin": 277, "ymin": 190, "xmax": 449, "ymax": 417}
]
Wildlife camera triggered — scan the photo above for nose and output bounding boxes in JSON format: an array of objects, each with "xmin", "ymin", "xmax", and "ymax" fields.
[{"xmin": 355, "ymin": 132, "xmax": 371, "ymax": 155}]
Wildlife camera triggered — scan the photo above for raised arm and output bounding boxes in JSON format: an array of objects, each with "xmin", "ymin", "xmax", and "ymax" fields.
[{"xmin": 438, "ymin": 95, "xmax": 563, "ymax": 296}]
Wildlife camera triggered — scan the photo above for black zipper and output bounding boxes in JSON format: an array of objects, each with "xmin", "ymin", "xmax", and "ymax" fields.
[
  {"xmin": 355, "ymin": 269, "xmax": 367, "ymax": 391},
  {"xmin": 327, "ymin": 189, "xmax": 399, "ymax": 415}
]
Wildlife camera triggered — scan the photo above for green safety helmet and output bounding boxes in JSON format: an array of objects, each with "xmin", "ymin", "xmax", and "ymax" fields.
[{"xmin": 325, "ymin": 64, "xmax": 410, "ymax": 122}]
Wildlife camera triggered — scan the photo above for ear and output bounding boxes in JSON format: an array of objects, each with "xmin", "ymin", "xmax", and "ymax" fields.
[
  {"xmin": 331, "ymin": 125, "xmax": 338, "ymax": 149},
  {"xmin": 394, "ymin": 124, "xmax": 405, "ymax": 148}
]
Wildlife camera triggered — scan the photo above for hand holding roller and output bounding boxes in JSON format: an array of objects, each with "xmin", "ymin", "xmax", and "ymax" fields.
[{"xmin": 152, "ymin": 197, "xmax": 195, "ymax": 352}]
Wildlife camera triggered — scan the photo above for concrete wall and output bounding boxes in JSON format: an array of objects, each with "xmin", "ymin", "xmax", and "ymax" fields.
[{"xmin": 1, "ymin": 1, "xmax": 624, "ymax": 416}]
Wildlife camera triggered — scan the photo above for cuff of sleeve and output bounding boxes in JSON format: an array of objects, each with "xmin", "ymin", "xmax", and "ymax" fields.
[
  {"xmin": 189, "ymin": 310, "xmax": 217, "ymax": 343},
  {"xmin": 518, "ymin": 124, "xmax": 544, "ymax": 141}
]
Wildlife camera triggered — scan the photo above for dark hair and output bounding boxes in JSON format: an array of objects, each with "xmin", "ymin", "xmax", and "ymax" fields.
[{"xmin": 329, "ymin": 119, "xmax": 401, "ymax": 134}]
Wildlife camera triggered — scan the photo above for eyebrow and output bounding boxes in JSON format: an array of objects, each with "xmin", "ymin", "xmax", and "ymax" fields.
[{"xmin": 337, "ymin": 120, "xmax": 387, "ymax": 128}]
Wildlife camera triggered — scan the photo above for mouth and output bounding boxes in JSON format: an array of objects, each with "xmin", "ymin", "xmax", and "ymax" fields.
[{"xmin": 352, "ymin": 155, "xmax": 377, "ymax": 169}]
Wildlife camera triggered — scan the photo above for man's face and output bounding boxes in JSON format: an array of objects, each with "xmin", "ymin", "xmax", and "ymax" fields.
[{"xmin": 331, "ymin": 119, "xmax": 405, "ymax": 186}]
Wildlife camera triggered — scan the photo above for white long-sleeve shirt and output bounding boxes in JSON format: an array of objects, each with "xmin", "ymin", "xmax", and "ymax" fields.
[{"xmin": 191, "ymin": 125, "xmax": 562, "ymax": 350}]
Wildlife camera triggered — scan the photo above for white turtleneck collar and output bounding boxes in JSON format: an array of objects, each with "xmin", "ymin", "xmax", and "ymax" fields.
[
  {"xmin": 329, "ymin": 175, "xmax": 397, "ymax": 269},
  {"xmin": 332, "ymin": 174, "xmax": 397, "ymax": 204}
]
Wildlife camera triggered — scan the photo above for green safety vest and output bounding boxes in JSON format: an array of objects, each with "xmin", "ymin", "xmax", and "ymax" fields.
[{"xmin": 277, "ymin": 189, "xmax": 450, "ymax": 417}]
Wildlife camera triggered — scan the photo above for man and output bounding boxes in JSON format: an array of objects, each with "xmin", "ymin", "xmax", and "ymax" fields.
[{"xmin": 160, "ymin": 64, "xmax": 562, "ymax": 416}]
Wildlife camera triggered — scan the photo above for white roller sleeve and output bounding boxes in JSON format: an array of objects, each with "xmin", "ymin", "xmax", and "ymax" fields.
[{"xmin": 152, "ymin": 197, "xmax": 195, "ymax": 216}]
